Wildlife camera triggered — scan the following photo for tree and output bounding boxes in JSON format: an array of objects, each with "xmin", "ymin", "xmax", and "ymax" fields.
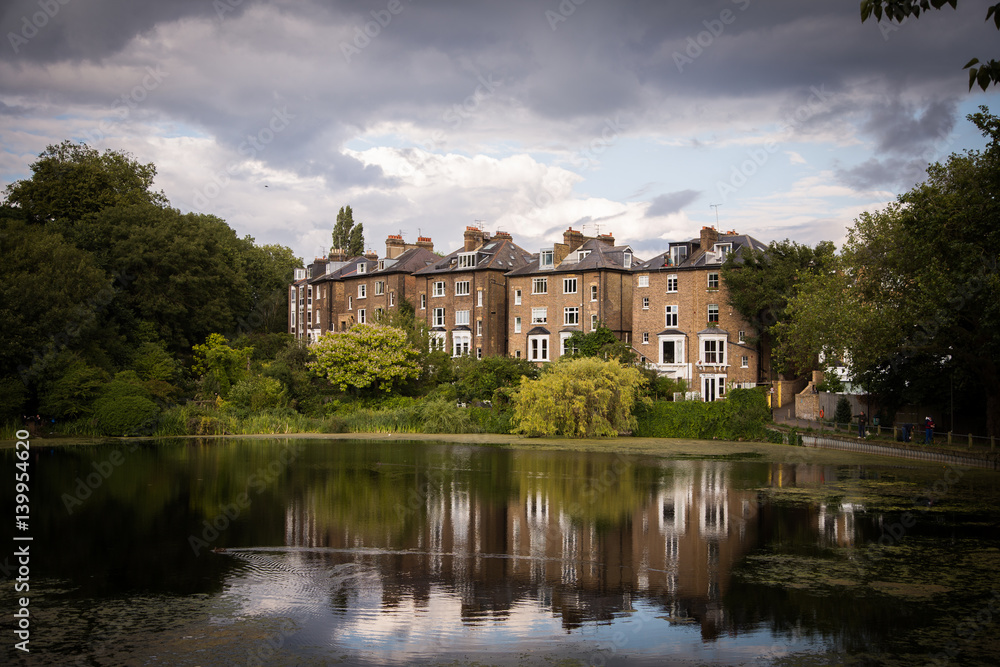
[
  {"xmin": 721, "ymin": 239, "xmax": 837, "ymax": 375},
  {"xmin": 453, "ymin": 355, "xmax": 540, "ymax": 403},
  {"xmin": 511, "ymin": 357, "xmax": 647, "ymax": 437},
  {"xmin": 308, "ymin": 325, "xmax": 420, "ymax": 394},
  {"xmin": 860, "ymin": 0, "xmax": 1000, "ymax": 90},
  {"xmin": 780, "ymin": 107, "xmax": 1000, "ymax": 436},
  {"xmin": 564, "ymin": 323, "xmax": 637, "ymax": 364},
  {"xmin": 3, "ymin": 140, "xmax": 167, "ymax": 224},
  {"xmin": 331, "ymin": 205, "xmax": 365, "ymax": 257},
  {"xmin": 239, "ymin": 242, "xmax": 303, "ymax": 333},
  {"xmin": 192, "ymin": 334, "xmax": 252, "ymax": 399}
]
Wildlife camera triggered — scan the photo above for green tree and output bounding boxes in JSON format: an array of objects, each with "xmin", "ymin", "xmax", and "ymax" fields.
[
  {"xmin": 860, "ymin": 0, "xmax": 1000, "ymax": 90},
  {"xmin": 239, "ymin": 242, "xmax": 303, "ymax": 333},
  {"xmin": 780, "ymin": 107, "xmax": 1000, "ymax": 436},
  {"xmin": 192, "ymin": 334, "xmax": 252, "ymax": 399},
  {"xmin": 453, "ymin": 355, "xmax": 540, "ymax": 403},
  {"xmin": 308, "ymin": 325, "xmax": 420, "ymax": 394},
  {"xmin": 564, "ymin": 323, "xmax": 636, "ymax": 363},
  {"xmin": 3, "ymin": 140, "xmax": 167, "ymax": 224},
  {"xmin": 721, "ymin": 239, "xmax": 837, "ymax": 374},
  {"xmin": 511, "ymin": 357, "xmax": 648, "ymax": 437},
  {"xmin": 331, "ymin": 205, "xmax": 365, "ymax": 257},
  {"xmin": 834, "ymin": 396, "xmax": 853, "ymax": 426}
]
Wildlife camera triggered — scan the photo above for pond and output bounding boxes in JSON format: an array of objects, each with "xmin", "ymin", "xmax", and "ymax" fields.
[{"xmin": 2, "ymin": 436, "xmax": 998, "ymax": 666}]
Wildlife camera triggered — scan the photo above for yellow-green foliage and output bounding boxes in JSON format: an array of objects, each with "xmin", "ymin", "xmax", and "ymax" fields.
[
  {"xmin": 307, "ymin": 325, "xmax": 420, "ymax": 394},
  {"xmin": 511, "ymin": 357, "xmax": 647, "ymax": 437}
]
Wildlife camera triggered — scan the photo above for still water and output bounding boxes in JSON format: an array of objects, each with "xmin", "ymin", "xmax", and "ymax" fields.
[{"xmin": 2, "ymin": 437, "xmax": 999, "ymax": 666}]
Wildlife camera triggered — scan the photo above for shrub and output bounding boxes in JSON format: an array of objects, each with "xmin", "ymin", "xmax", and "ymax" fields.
[
  {"xmin": 834, "ymin": 396, "xmax": 853, "ymax": 426},
  {"xmin": 92, "ymin": 395, "xmax": 160, "ymax": 436},
  {"xmin": 228, "ymin": 375, "xmax": 286, "ymax": 414},
  {"xmin": 634, "ymin": 388, "xmax": 771, "ymax": 441},
  {"xmin": 419, "ymin": 397, "xmax": 475, "ymax": 434}
]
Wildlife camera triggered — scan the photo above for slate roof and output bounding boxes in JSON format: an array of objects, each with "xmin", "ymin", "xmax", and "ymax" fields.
[
  {"xmin": 635, "ymin": 233, "xmax": 767, "ymax": 272},
  {"xmin": 415, "ymin": 237, "xmax": 532, "ymax": 275},
  {"xmin": 506, "ymin": 238, "xmax": 642, "ymax": 276}
]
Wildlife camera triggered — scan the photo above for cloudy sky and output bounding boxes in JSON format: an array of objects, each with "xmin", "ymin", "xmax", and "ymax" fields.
[{"xmin": 2, "ymin": 0, "xmax": 998, "ymax": 261}]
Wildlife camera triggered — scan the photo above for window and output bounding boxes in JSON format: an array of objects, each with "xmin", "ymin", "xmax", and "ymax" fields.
[
  {"xmin": 374, "ymin": 307, "xmax": 383, "ymax": 320},
  {"xmin": 433, "ymin": 281, "xmax": 445, "ymax": 297},
  {"xmin": 642, "ymin": 332, "xmax": 649, "ymax": 344},
  {"xmin": 591, "ymin": 314, "xmax": 598, "ymax": 330},
  {"xmin": 307, "ymin": 286, "xmax": 312, "ymax": 306},
  {"xmin": 454, "ymin": 281, "xmax": 470, "ymax": 296},
  {"xmin": 529, "ymin": 334, "xmax": 549, "ymax": 361},
  {"xmin": 707, "ymin": 273, "xmax": 719, "ymax": 290},
  {"xmin": 348, "ymin": 296, "xmax": 353, "ymax": 311},
  {"xmin": 708, "ymin": 304, "xmax": 719, "ymax": 323},
  {"xmin": 540, "ymin": 249, "xmax": 554, "ymax": 269},
  {"xmin": 457, "ymin": 252, "xmax": 477, "ymax": 269},
  {"xmin": 713, "ymin": 243, "xmax": 732, "ymax": 261},
  {"xmin": 590, "ymin": 285, "xmax": 598, "ymax": 301},
  {"xmin": 357, "ymin": 308, "xmax": 366, "ymax": 324},
  {"xmin": 433, "ymin": 308, "xmax": 445, "ymax": 327},
  {"xmin": 420, "ymin": 294, "xmax": 426, "ymax": 309},
  {"xmin": 477, "ymin": 290, "xmax": 483, "ymax": 307},
  {"xmin": 623, "ymin": 251, "xmax": 632, "ymax": 269},
  {"xmin": 429, "ymin": 332, "xmax": 446, "ymax": 351},
  {"xmin": 453, "ymin": 331, "xmax": 471, "ymax": 357},
  {"xmin": 455, "ymin": 309, "xmax": 470, "ymax": 326},
  {"xmin": 703, "ymin": 339, "xmax": 725, "ymax": 364},
  {"xmin": 564, "ymin": 307, "xmax": 579, "ymax": 325},
  {"xmin": 659, "ymin": 337, "xmax": 684, "ymax": 364},
  {"xmin": 532, "ymin": 277, "xmax": 547, "ymax": 294},
  {"xmin": 578, "ymin": 250, "xmax": 590, "ymax": 260},
  {"xmin": 514, "ymin": 316, "xmax": 522, "ymax": 334},
  {"xmin": 642, "ymin": 296, "xmax": 649, "ymax": 310},
  {"xmin": 531, "ymin": 307, "xmax": 547, "ymax": 324},
  {"xmin": 665, "ymin": 305, "xmax": 678, "ymax": 328},
  {"xmin": 316, "ymin": 310, "xmax": 322, "ymax": 324},
  {"xmin": 561, "ymin": 332, "xmax": 578, "ymax": 357},
  {"xmin": 514, "ymin": 288, "xmax": 522, "ymax": 305},
  {"xmin": 563, "ymin": 277, "xmax": 577, "ymax": 294},
  {"xmin": 307, "ymin": 310, "xmax": 312, "ymax": 324},
  {"xmin": 357, "ymin": 263, "xmax": 366, "ymax": 274},
  {"xmin": 477, "ymin": 347, "xmax": 482, "ymax": 359},
  {"xmin": 389, "ymin": 291, "xmax": 395, "ymax": 307},
  {"xmin": 670, "ymin": 246, "xmax": 688, "ymax": 266},
  {"xmin": 374, "ymin": 281, "xmax": 385, "ymax": 295},
  {"xmin": 741, "ymin": 355, "xmax": 749, "ymax": 368},
  {"xmin": 515, "ymin": 350, "xmax": 521, "ymax": 358},
  {"xmin": 358, "ymin": 284, "xmax": 366, "ymax": 298},
  {"xmin": 637, "ymin": 275, "xmax": 649, "ymax": 288},
  {"xmin": 476, "ymin": 320, "xmax": 482, "ymax": 336}
]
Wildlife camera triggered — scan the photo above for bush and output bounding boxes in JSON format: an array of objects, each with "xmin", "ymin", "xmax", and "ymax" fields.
[
  {"xmin": 419, "ymin": 397, "xmax": 475, "ymax": 434},
  {"xmin": 633, "ymin": 388, "xmax": 771, "ymax": 440},
  {"xmin": 228, "ymin": 375, "xmax": 286, "ymax": 414},
  {"xmin": 92, "ymin": 395, "xmax": 160, "ymax": 436},
  {"xmin": 834, "ymin": 396, "xmax": 853, "ymax": 426}
]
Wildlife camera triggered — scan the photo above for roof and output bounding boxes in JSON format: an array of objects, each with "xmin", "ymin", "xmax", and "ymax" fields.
[
  {"xmin": 507, "ymin": 238, "xmax": 642, "ymax": 277},
  {"xmin": 634, "ymin": 233, "xmax": 767, "ymax": 272},
  {"xmin": 415, "ymin": 237, "xmax": 533, "ymax": 275}
]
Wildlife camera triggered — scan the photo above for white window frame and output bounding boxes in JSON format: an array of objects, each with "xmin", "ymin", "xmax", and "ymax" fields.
[
  {"xmin": 429, "ymin": 331, "xmax": 446, "ymax": 352},
  {"xmin": 532, "ymin": 277, "xmax": 547, "ymax": 294},
  {"xmin": 708, "ymin": 304, "xmax": 719, "ymax": 323},
  {"xmin": 623, "ymin": 252, "xmax": 632, "ymax": 269},
  {"xmin": 307, "ymin": 286, "xmax": 312, "ymax": 306},
  {"xmin": 357, "ymin": 308, "xmax": 366, "ymax": 324},
  {"xmin": 452, "ymin": 331, "xmax": 472, "ymax": 357},
  {"xmin": 348, "ymin": 296, "xmax": 353, "ymax": 311},
  {"xmin": 701, "ymin": 337, "xmax": 727, "ymax": 365},
  {"xmin": 374, "ymin": 281, "xmax": 385, "ymax": 295},
  {"xmin": 665, "ymin": 305, "xmax": 678, "ymax": 328},
  {"xmin": 476, "ymin": 320, "xmax": 482, "ymax": 336},
  {"xmin": 713, "ymin": 243, "xmax": 732, "ymax": 261},
  {"xmin": 642, "ymin": 332, "xmax": 649, "ymax": 344},
  {"xmin": 477, "ymin": 290, "xmax": 483, "ymax": 307},
  {"xmin": 529, "ymin": 334, "xmax": 549, "ymax": 361},
  {"xmin": 514, "ymin": 288, "xmax": 522, "ymax": 305},
  {"xmin": 637, "ymin": 275, "xmax": 649, "ymax": 288},
  {"xmin": 667, "ymin": 275, "xmax": 678, "ymax": 293},
  {"xmin": 590, "ymin": 285, "xmax": 598, "ymax": 301},
  {"xmin": 358, "ymin": 284, "xmax": 366, "ymax": 299},
  {"xmin": 591, "ymin": 314, "xmax": 598, "ymax": 331},
  {"xmin": 514, "ymin": 316, "xmax": 522, "ymax": 334},
  {"xmin": 560, "ymin": 331, "xmax": 578, "ymax": 357},
  {"xmin": 670, "ymin": 246, "xmax": 688, "ymax": 266},
  {"xmin": 738, "ymin": 330, "xmax": 745, "ymax": 343},
  {"xmin": 455, "ymin": 281, "xmax": 471, "ymax": 296},
  {"xmin": 563, "ymin": 277, "xmax": 577, "ymax": 294},
  {"xmin": 539, "ymin": 249, "xmax": 554, "ymax": 269},
  {"xmin": 389, "ymin": 291, "xmax": 395, "ymax": 307},
  {"xmin": 432, "ymin": 281, "xmax": 446, "ymax": 297},
  {"xmin": 455, "ymin": 309, "xmax": 470, "ymax": 326},
  {"xmin": 433, "ymin": 307, "xmax": 445, "ymax": 327},
  {"xmin": 457, "ymin": 252, "xmax": 477, "ymax": 269},
  {"xmin": 642, "ymin": 296, "xmax": 649, "ymax": 310},
  {"xmin": 658, "ymin": 335, "xmax": 685, "ymax": 365},
  {"xmin": 357, "ymin": 263, "xmax": 367, "ymax": 274},
  {"xmin": 707, "ymin": 273, "xmax": 719, "ymax": 290},
  {"xmin": 531, "ymin": 307, "xmax": 547, "ymax": 324},
  {"xmin": 420, "ymin": 293, "xmax": 426, "ymax": 309},
  {"xmin": 564, "ymin": 307, "xmax": 579, "ymax": 326},
  {"xmin": 741, "ymin": 355, "xmax": 749, "ymax": 368}
]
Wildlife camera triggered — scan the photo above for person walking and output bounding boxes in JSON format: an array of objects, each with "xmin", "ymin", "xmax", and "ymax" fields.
[
  {"xmin": 924, "ymin": 416, "xmax": 935, "ymax": 444},
  {"xmin": 855, "ymin": 411, "xmax": 867, "ymax": 438}
]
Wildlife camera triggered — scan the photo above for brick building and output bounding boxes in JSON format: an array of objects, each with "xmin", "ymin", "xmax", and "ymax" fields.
[
  {"xmin": 632, "ymin": 227, "xmax": 767, "ymax": 400},
  {"xmin": 414, "ymin": 227, "xmax": 532, "ymax": 358},
  {"xmin": 506, "ymin": 228, "xmax": 638, "ymax": 363}
]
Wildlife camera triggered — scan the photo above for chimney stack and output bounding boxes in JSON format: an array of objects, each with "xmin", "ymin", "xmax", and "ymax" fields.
[
  {"xmin": 416, "ymin": 236, "xmax": 434, "ymax": 252},
  {"xmin": 329, "ymin": 248, "xmax": 348, "ymax": 262},
  {"xmin": 563, "ymin": 227, "xmax": 586, "ymax": 252},
  {"xmin": 464, "ymin": 226, "xmax": 484, "ymax": 252},
  {"xmin": 494, "ymin": 230, "xmax": 512, "ymax": 240},
  {"xmin": 597, "ymin": 233, "xmax": 615, "ymax": 247},
  {"xmin": 700, "ymin": 226, "xmax": 719, "ymax": 252},
  {"xmin": 385, "ymin": 234, "xmax": 406, "ymax": 259},
  {"xmin": 364, "ymin": 250, "xmax": 378, "ymax": 261}
]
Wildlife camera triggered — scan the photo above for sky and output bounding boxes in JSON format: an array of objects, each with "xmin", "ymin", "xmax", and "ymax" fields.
[{"xmin": 2, "ymin": 0, "xmax": 999, "ymax": 262}]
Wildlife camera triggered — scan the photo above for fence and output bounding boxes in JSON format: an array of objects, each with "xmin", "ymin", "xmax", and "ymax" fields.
[{"xmin": 806, "ymin": 420, "xmax": 997, "ymax": 453}]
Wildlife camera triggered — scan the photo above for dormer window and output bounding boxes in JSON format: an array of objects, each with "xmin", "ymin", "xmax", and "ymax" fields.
[
  {"xmin": 357, "ymin": 263, "xmax": 367, "ymax": 274},
  {"xmin": 377, "ymin": 260, "xmax": 385, "ymax": 271},
  {"xmin": 540, "ymin": 249, "xmax": 554, "ymax": 269},
  {"xmin": 714, "ymin": 243, "xmax": 732, "ymax": 261},
  {"xmin": 577, "ymin": 250, "xmax": 590, "ymax": 260},
  {"xmin": 623, "ymin": 251, "xmax": 632, "ymax": 269},
  {"xmin": 670, "ymin": 246, "xmax": 688, "ymax": 266},
  {"xmin": 457, "ymin": 252, "xmax": 477, "ymax": 269}
]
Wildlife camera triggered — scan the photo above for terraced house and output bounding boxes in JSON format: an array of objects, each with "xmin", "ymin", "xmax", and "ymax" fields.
[
  {"xmin": 632, "ymin": 227, "xmax": 768, "ymax": 401},
  {"xmin": 413, "ymin": 227, "xmax": 533, "ymax": 358},
  {"xmin": 506, "ymin": 229, "xmax": 638, "ymax": 362}
]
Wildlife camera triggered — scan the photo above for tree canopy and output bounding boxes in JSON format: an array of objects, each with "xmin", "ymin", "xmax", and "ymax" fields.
[
  {"xmin": 779, "ymin": 107, "xmax": 1000, "ymax": 436},
  {"xmin": 331, "ymin": 205, "xmax": 365, "ymax": 257},
  {"xmin": 308, "ymin": 325, "xmax": 420, "ymax": 394}
]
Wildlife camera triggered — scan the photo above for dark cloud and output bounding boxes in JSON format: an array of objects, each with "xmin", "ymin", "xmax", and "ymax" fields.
[
  {"xmin": 646, "ymin": 190, "xmax": 701, "ymax": 217},
  {"xmin": 834, "ymin": 155, "xmax": 932, "ymax": 191},
  {"xmin": 863, "ymin": 97, "xmax": 958, "ymax": 155}
]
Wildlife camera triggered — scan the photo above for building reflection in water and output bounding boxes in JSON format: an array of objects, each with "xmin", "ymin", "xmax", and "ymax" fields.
[{"xmin": 277, "ymin": 457, "xmax": 862, "ymax": 641}]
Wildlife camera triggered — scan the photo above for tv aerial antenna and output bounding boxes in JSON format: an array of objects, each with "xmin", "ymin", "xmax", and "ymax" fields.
[{"xmin": 710, "ymin": 204, "xmax": 721, "ymax": 227}]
